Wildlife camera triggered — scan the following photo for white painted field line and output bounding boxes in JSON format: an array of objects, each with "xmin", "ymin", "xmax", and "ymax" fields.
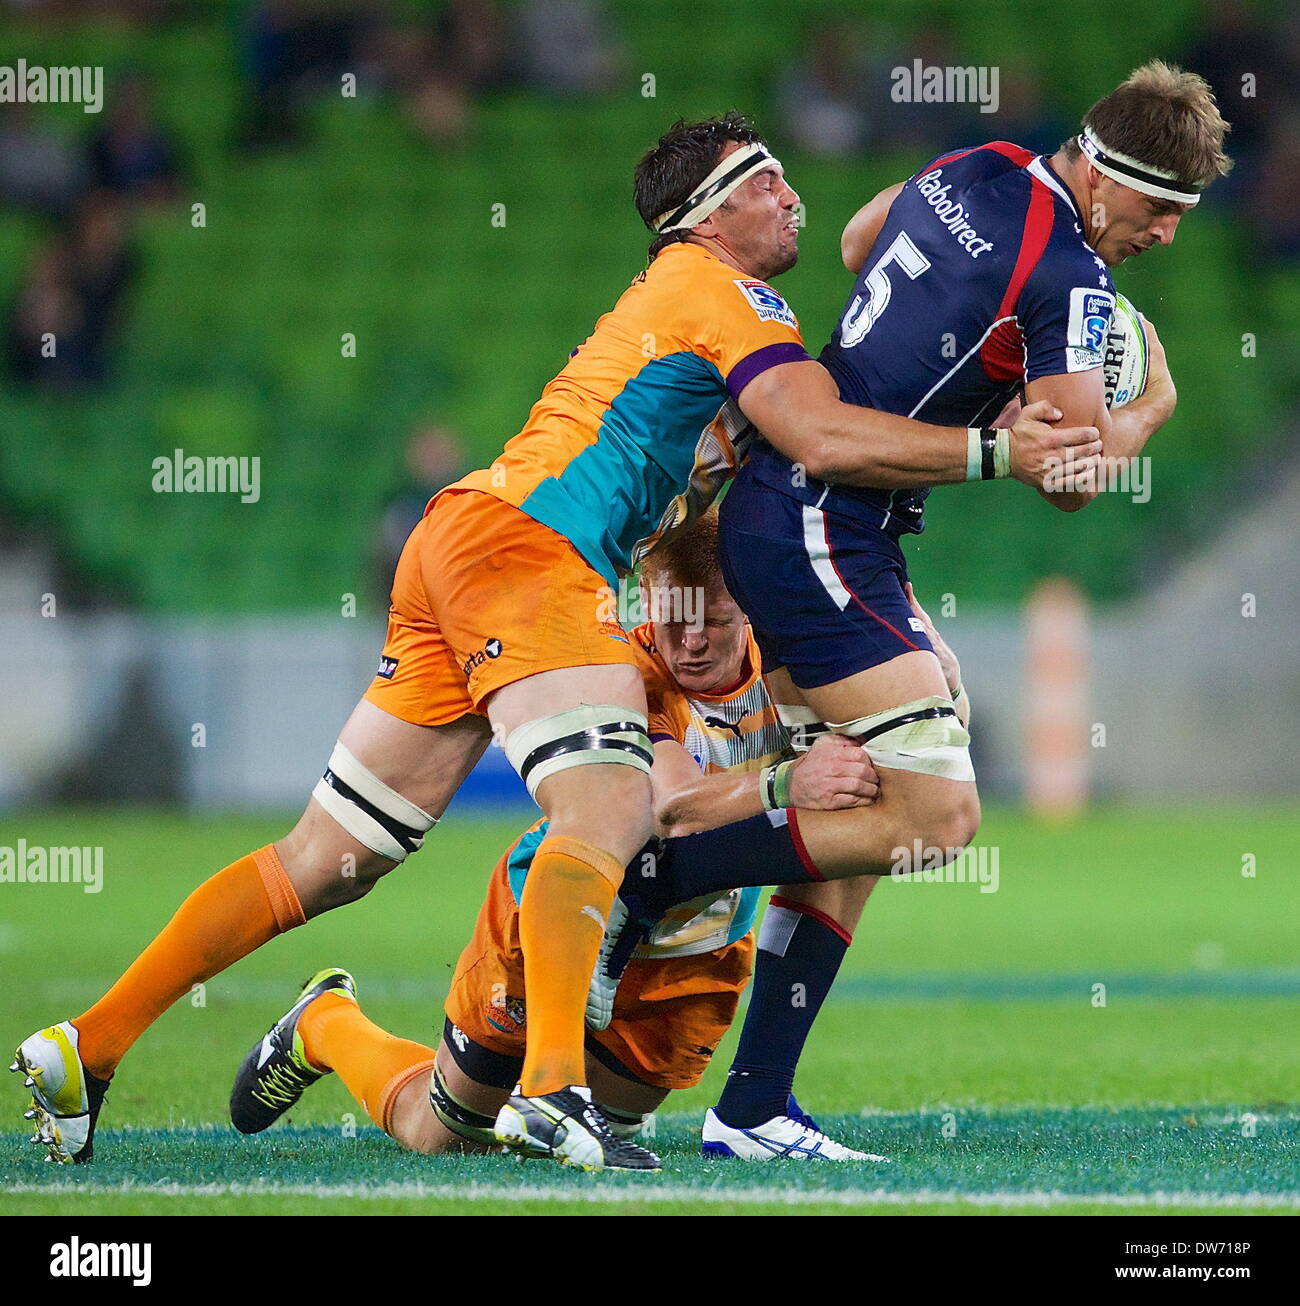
[{"xmin": 3, "ymin": 1180, "xmax": 1296, "ymax": 1209}]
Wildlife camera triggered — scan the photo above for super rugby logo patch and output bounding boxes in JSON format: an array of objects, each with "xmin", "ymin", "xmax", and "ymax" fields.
[
  {"xmin": 734, "ymin": 279, "xmax": 797, "ymax": 328},
  {"xmin": 1065, "ymin": 286, "xmax": 1114, "ymax": 372}
]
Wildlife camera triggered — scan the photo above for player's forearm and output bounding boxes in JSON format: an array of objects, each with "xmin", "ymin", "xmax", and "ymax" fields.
[
  {"xmin": 1043, "ymin": 403, "xmax": 1163, "ymax": 511},
  {"xmin": 1102, "ymin": 398, "xmax": 1166, "ymax": 463},
  {"xmin": 792, "ymin": 406, "xmax": 972, "ymax": 490},
  {"xmin": 654, "ymin": 770, "xmax": 767, "ymax": 838}
]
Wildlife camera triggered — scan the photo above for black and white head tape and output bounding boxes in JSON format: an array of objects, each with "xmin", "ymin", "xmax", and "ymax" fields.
[
  {"xmin": 653, "ymin": 142, "xmax": 780, "ymax": 234},
  {"xmin": 1077, "ymin": 126, "xmax": 1201, "ymax": 206}
]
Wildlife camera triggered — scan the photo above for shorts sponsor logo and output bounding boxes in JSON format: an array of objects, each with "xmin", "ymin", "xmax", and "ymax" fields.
[
  {"xmin": 463, "ymin": 638, "xmax": 504, "ymax": 678},
  {"xmin": 734, "ymin": 279, "xmax": 797, "ymax": 328},
  {"xmin": 485, "ymin": 995, "xmax": 526, "ymax": 1035},
  {"xmin": 1065, "ymin": 287, "xmax": 1114, "ymax": 371},
  {"xmin": 376, "ymin": 655, "xmax": 399, "ymax": 680}
]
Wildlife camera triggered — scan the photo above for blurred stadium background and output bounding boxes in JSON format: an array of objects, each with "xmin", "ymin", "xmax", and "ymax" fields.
[
  {"xmin": 0, "ymin": 0, "xmax": 1296, "ymax": 814},
  {"xmin": 1, "ymin": 0, "xmax": 1297, "ymax": 1218}
]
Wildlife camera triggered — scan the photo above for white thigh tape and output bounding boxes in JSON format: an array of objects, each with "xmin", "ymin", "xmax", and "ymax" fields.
[
  {"xmin": 312, "ymin": 741, "xmax": 436, "ymax": 862},
  {"xmin": 504, "ymin": 703, "xmax": 652, "ymax": 798},
  {"xmin": 831, "ymin": 695, "xmax": 975, "ymax": 783},
  {"xmin": 773, "ymin": 702, "xmax": 830, "ymax": 753}
]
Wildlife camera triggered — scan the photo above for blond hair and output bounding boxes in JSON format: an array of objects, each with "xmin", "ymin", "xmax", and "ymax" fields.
[
  {"xmin": 641, "ymin": 507, "xmax": 723, "ymax": 593},
  {"xmin": 1067, "ymin": 61, "xmax": 1232, "ymax": 188}
]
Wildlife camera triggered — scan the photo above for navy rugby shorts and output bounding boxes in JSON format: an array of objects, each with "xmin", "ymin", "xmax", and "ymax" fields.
[{"xmin": 718, "ymin": 470, "xmax": 934, "ymax": 690}]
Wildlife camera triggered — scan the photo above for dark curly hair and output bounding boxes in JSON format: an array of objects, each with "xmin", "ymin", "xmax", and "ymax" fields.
[{"xmin": 633, "ymin": 112, "xmax": 767, "ymax": 258}]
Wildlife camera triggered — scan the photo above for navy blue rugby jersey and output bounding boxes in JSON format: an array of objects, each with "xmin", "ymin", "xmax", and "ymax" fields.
[{"xmin": 746, "ymin": 141, "xmax": 1116, "ymax": 535}]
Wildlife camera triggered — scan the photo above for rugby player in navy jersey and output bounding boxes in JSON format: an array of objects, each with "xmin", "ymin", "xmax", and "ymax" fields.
[{"xmin": 589, "ymin": 66, "xmax": 1231, "ymax": 1148}]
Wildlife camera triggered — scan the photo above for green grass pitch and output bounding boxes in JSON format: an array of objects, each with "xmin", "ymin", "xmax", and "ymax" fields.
[{"xmin": 1, "ymin": 805, "xmax": 1297, "ymax": 1216}]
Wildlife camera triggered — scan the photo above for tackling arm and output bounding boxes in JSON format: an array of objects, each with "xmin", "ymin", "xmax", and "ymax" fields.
[
  {"xmin": 737, "ymin": 359, "xmax": 1102, "ymax": 492},
  {"xmin": 651, "ymin": 734, "xmax": 879, "ymax": 839}
]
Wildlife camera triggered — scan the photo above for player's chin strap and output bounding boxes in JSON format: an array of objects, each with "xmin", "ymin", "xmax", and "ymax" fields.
[
  {"xmin": 312, "ymin": 742, "xmax": 437, "ymax": 863},
  {"xmin": 652, "ymin": 142, "xmax": 781, "ymax": 234},
  {"xmin": 1078, "ymin": 126, "xmax": 1202, "ymax": 206}
]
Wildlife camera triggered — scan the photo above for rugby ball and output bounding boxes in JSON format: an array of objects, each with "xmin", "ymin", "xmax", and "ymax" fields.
[{"xmin": 1103, "ymin": 292, "xmax": 1148, "ymax": 410}]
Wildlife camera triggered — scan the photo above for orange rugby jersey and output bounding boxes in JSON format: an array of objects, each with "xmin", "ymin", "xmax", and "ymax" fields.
[
  {"xmin": 500, "ymin": 621, "xmax": 792, "ymax": 960},
  {"xmin": 631, "ymin": 621, "xmax": 790, "ymax": 959},
  {"xmin": 448, "ymin": 242, "xmax": 809, "ymax": 584}
]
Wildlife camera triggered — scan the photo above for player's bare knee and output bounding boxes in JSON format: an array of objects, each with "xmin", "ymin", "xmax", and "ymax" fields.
[
  {"xmin": 282, "ymin": 739, "xmax": 438, "ymax": 916},
  {"xmin": 922, "ymin": 785, "xmax": 981, "ymax": 856},
  {"xmin": 505, "ymin": 703, "xmax": 656, "ymax": 860},
  {"xmin": 276, "ymin": 808, "xmax": 395, "ymax": 915},
  {"xmin": 387, "ymin": 1075, "xmax": 461, "ymax": 1155}
]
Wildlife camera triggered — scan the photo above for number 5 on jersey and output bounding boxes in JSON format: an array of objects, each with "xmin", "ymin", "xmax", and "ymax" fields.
[{"xmin": 840, "ymin": 231, "xmax": 931, "ymax": 347}]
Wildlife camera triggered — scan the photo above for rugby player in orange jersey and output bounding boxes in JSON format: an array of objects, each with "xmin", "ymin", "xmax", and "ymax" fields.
[
  {"xmin": 226, "ymin": 512, "xmax": 888, "ymax": 1164},
  {"xmin": 16, "ymin": 113, "xmax": 1101, "ymax": 1172}
]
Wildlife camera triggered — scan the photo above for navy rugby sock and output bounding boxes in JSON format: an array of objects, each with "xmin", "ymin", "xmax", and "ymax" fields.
[
  {"xmin": 645, "ymin": 812, "xmax": 819, "ymax": 910},
  {"xmin": 715, "ymin": 897, "xmax": 850, "ymax": 1129}
]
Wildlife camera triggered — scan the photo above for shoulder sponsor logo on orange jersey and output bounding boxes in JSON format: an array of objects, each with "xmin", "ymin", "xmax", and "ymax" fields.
[{"xmin": 734, "ymin": 280, "xmax": 797, "ymax": 328}]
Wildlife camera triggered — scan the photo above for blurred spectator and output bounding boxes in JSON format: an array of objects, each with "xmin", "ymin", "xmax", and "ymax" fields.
[
  {"xmin": 1245, "ymin": 109, "xmax": 1300, "ymax": 261},
  {"xmin": 240, "ymin": 0, "xmax": 375, "ymax": 147},
  {"xmin": 373, "ymin": 423, "xmax": 471, "ymax": 598},
  {"xmin": 68, "ymin": 192, "xmax": 136, "ymax": 380},
  {"xmin": 988, "ymin": 65, "xmax": 1072, "ymax": 158},
  {"xmin": 397, "ymin": 0, "xmax": 510, "ymax": 145},
  {"xmin": 1183, "ymin": 1, "xmax": 1300, "ymax": 260},
  {"xmin": 239, "ymin": 0, "xmax": 512, "ymax": 150},
  {"xmin": 874, "ymin": 18, "xmax": 983, "ymax": 155},
  {"xmin": 437, "ymin": 0, "xmax": 510, "ymax": 93},
  {"xmin": 86, "ymin": 76, "xmax": 182, "ymax": 205},
  {"xmin": 369, "ymin": 20, "xmax": 474, "ymax": 149},
  {"xmin": 5, "ymin": 192, "xmax": 136, "ymax": 389},
  {"xmin": 775, "ymin": 21, "xmax": 871, "ymax": 157},
  {"xmin": 776, "ymin": 16, "xmax": 992, "ymax": 161},
  {"xmin": 6, "ymin": 238, "xmax": 83, "ymax": 387},
  {"xmin": 514, "ymin": 0, "xmax": 625, "ymax": 98},
  {"xmin": 0, "ymin": 103, "xmax": 84, "ymax": 217},
  {"xmin": 1185, "ymin": 0, "xmax": 1283, "ymax": 166}
]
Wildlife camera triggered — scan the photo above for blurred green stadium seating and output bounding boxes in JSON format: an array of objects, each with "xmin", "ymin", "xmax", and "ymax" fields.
[{"xmin": 0, "ymin": 1, "xmax": 1294, "ymax": 613}]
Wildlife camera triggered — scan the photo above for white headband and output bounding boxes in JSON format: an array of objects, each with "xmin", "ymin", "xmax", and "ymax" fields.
[
  {"xmin": 1078, "ymin": 126, "xmax": 1201, "ymax": 206},
  {"xmin": 653, "ymin": 143, "xmax": 780, "ymax": 233}
]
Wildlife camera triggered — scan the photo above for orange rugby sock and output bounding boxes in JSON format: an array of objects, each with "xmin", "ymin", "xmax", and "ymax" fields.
[
  {"xmin": 73, "ymin": 846, "xmax": 305, "ymax": 1080},
  {"xmin": 297, "ymin": 992, "xmax": 435, "ymax": 1134},
  {"xmin": 517, "ymin": 835, "xmax": 621, "ymax": 1097}
]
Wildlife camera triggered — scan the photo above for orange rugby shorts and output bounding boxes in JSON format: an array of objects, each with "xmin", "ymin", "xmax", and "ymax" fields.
[
  {"xmin": 363, "ymin": 488, "xmax": 638, "ymax": 727},
  {"xmin": 444, "ymin": 838, "xmax": 755, "ymax": 1092}
]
